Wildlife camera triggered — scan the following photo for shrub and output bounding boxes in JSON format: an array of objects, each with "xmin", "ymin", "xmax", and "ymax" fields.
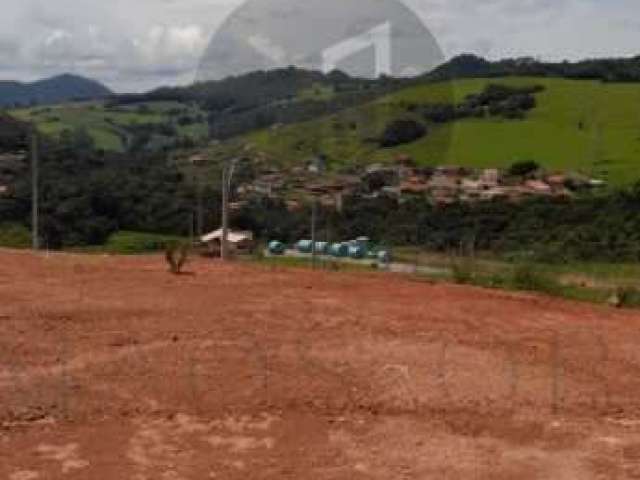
[
  {"xmin": 165, "ymin": 241, "xmax": 190, "ymax": 274},
  {"xmin": 0, "ymin": 223, "xmax": 31, "ymax": 248},
  {"xmin": 450, "ymin": 257, "xmax": 476, "ymax": 284},
  {"xmin": 511, "ymin": 263, "xmax": 559, "ymax": 293},
  {"xmin": 379, "ymin": 119, "xmax": 427, "ymax": 148},
  {"xmin": 508, "ymin": 160, "xmax": 540, "ymax": 177},
  {"xmin": 421, "ymin": 103, "xmax": 457, "ymax": 123},
  {"xmin": 609, "ymin": 286, "xmax": 640, "ymax": 308}
]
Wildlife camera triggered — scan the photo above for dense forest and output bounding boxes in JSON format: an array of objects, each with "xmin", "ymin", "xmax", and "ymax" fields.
[{"xmin": 0, "ymin": 117, "xmax": 213, "ymax": 248}]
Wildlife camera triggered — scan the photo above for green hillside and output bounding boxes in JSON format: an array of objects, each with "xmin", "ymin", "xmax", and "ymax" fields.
[
  {"xmin": 11, "ymin": 75, "xmax": 640, "ymax": 185},
  {"xmin": 246, "ymin": 77, "xmax": 640, "ymax": 185},
  {"xmin": 9, "ymin": 100, "xmax": 208, "ymax": 152}
]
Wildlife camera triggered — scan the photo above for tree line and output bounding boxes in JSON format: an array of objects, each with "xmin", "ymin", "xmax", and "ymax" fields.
[
  {"xmin": 379, "ymin": 84, "xmax": 543, "ymax": 148},
  {"xmin": 428, "ymin": 54, "xmax": 640, "ymax": 83},
  {"xmin": 0, "ymin": 120, "xmax": 212, "ymax": 248},
  {"xmin": 232, "ymin": 188, "xmax": 640, "ymax": 264}
]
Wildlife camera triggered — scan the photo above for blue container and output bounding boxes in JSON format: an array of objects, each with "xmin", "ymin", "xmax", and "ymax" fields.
[
  {"xmin": 296, "ymin": 240, "xmax": 313, "ymax": 254},
  {"xmin": 268, "ymin": 240, "xmax": 286, "ymax": 255},
  {"xmin": 329, "ymin": 243, "xmax": 349, "ymax": 257},
  {"xmin": 314, "ymin": 242, "xmax": 329, "ymax": 254},
  {"xmin": 348, "ymin": 244, "xmax": 366, "ymax": 259},
  {"xmin": 355, "ymin": 237, "xmax": 370, "ymax": 250}
]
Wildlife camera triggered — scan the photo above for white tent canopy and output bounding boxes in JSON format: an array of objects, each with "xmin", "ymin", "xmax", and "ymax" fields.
[{"xmin": 200, "ymin": 229, "xmax": 254, "ymax": 244}]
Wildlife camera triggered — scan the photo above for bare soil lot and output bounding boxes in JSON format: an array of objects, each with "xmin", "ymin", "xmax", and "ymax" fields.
[{"xmin": 1, "ymin": 249, "xmax": 640, "ymax": 479}]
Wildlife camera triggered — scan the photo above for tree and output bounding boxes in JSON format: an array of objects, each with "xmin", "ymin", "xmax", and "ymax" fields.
[
  {"xmin": 509, "ymin": 160, "xmax": 540, "ymax": 177},
  {"xmin": 165, "ymin": 242, "xmax": 190, "ymax": 274},
  {"xmin": 379, "ymin": 119, "xmax": 427, "ymax": 148}
]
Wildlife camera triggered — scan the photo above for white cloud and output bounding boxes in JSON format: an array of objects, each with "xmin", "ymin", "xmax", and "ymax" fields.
[
  {"xmin": 44, "ymin": 29, "xmax": 72, "ymax": 47},
  {"xmin": 0, "ymin": 0, "xmax": 639, "ymax": 92},
  {"xmin": 133, "ymin": 25, "xmax": 208, "ymax": 66}
]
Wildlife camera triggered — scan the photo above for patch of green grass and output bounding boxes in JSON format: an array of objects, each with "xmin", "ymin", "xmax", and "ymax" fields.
[
  {"xmin": 538, "ymin": 261, "xmax": 640, "ymax": 282},
  {"xmin": 9, "ymin": 101, "xmax": 208, "ymax": 152},
  {"xmin": 298, "ymin": 83, "xmax": 336, "ymax": 101},
  {"xmin": 103, "ymin": 231, "xmax": 188, "ymax": 255},
  {"xmin": 396, "ymin": 246, "xmax": 640, "ymax": 307},
  {"xmin": 510, "ymin": 262, "xmax": 561, "ymax": 294},
  {"xmin": 400, "ymin": 246, "xmax": 640, "ymax": 285},
  {"xmin": 178, "ymin": 122, "xmax": 209, "ymax": 139},
  {"xmin": 438, "ymin": 258, "xmax": 612, "ymax": 305},
  {"xmin": 0, "ymin": 223, "xmax": 31, "ymax": 248}
]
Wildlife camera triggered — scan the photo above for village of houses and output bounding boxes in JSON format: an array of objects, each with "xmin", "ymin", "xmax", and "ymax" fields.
[{"xmin": 232, "ymin": 154, "xmax": 606, "ymax": 212}]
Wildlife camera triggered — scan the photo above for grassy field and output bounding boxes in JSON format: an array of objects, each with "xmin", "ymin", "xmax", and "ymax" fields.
[
  {"xmin": 393, "ymin": 246, "xmax": 640, "ymax": 306},
  {"xmin": 246, "ymin": 77, "xmax": 640, "ymax": 185},
  {"xmin": 10, "ymin": 101, "xmax": 209, "ymax": 152}
]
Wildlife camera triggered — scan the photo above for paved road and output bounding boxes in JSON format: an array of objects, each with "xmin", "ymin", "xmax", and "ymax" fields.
[{"xmin": 267, "ymin": 249, "xmax": 451, "ymax": 278}]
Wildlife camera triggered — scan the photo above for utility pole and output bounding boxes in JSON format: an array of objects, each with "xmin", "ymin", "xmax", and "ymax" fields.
[
  {"xmin": 196, "ymin": 172, "xmax": 204, "ymax": 237},
  {"xmin": 189, "ymin": 211, "xmax": 195, "ymax": 246},
  {"xmin": 30, "ymin": 129, "xmax": 39, "ymax": 250},
  {"xmin": 309, "ymin": 155, "xmax": 324, "ymax": 270},
  {"xmin": 188, "ymin": 154, "xmax": 206, "ymax": 241},
  {"xmin": 221, "ymin": 164, "xmax": 229, "ymax": 261},
  {"xmin": 220, "ymin": 158, "xmax": 238, "ymax": 261},
  {"xmin": 311, "ymin": 196, "xmax": 317, "ymax": 269}
]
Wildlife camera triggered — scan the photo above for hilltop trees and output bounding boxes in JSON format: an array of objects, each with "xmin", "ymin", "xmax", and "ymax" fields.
[
  {"xmin": 410, "ymin": 83, "xmax": 543, "ymax": 126},
  {"xmin": 509, "ymin": 160, "xmax": 541, "ymax": 177},
  {"xmin": 429, "ymin": 53, "xmax": 640, "ymax": 83},
  {"xmin": 379, "ymin": 119, "xmax": 427, "ymax": 147}
]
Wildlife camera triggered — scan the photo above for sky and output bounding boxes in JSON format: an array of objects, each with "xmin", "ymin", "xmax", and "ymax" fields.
[{"xmin": 1, "ymin": 0, "xmax": 639, "ymax": 92}]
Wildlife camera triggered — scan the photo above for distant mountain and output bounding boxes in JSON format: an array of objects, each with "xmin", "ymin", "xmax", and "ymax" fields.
[
  {"xmin": 111, "ymin": 66, "xmax": 410, "ymax": 140},
  {"xmin": 0, "ymin": 74, "xmax": 112, "ymax": 108}
]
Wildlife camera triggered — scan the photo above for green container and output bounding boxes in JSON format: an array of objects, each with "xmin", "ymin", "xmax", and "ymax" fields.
[
  {"xmin": 355, "ymin": 237, "xmax": 370, "ymax": 250},
  {"xmin": 296, "ymin": 240, "xmax": 313, "ymax": 254},
  {"xmin": 348, "ymin": 244, "xmax": 366, "ymax": 259},
  {"xmin": 315, "ymin": 242, "xmax": 329, "ymax": 254},
  {"xmin": 329, "ymin": 243, "xmax": 349, "ymax": 257},
  {"xmin": 268, "ymin": 240, "xmax": 286, "ymax": 255}
]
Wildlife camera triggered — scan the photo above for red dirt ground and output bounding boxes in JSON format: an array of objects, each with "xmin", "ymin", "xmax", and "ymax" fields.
[{"xmin": 1, "ymin": 249, "xmax": 640, "ymax": 479}]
